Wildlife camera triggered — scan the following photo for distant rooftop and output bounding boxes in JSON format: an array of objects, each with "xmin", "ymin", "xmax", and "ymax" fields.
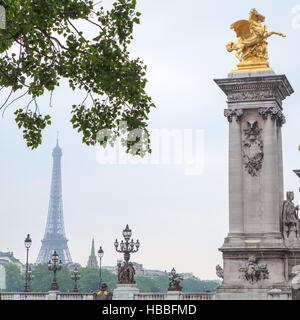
[{"xmin": 0, "ymin": 252, "xmax": 22, "ymax": 266}]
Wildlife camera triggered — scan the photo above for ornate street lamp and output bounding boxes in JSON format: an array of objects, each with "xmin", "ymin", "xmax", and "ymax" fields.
[
  {"xmin": 97, "ymin": 246, "xmax": 104, "ymax": 288},
  {"xmin": 114, "ymin": 225, "xmax": 140, "ymax": 284},
  {"xmin": 24, "ymin": 234, "xmax": 32, "ymax": 292},
  {"xmin": 48, "ymin": 251, "xmax": 63, "ymax": 291},
  {"xmin": 71, "ymin": 267, "xmax": 81, "ymax": 293}
]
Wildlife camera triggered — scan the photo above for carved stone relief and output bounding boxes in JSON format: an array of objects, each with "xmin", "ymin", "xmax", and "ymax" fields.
[
  {"xmin": 224, "ymin": 109, "xmax": 243, "ymax": 122},
  {"xmin": 242, "ymin": 121, "xmax": 264, "ymax": 177},
  {"xmin": 239, "ymin": 256, "xmax": 269, "ymax": 284},
  {"xmin": 259, "ymin": 106, "xmax": 286, "ymax": 126}
]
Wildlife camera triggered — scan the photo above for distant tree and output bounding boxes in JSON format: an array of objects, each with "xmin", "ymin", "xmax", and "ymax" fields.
[
  {"xmin": 30, "ymin": 265, "xmax": 117, "ymax": 293},
  {"xmin": 152, "ymin": 275, "xmax": 169, "ymax": 293},
  {"xmin": 30, "ymin": 264, "xmax": 52, "ymax": 292},
  {"xmin": 77, "ymin": 268, "xmax": 117, "ymax": 293},
  {"xmin": 135, "ymin": 276, "xmax": 160, "ymax": 293},
  {"xmin": 0, "ymin": 0, "xmax": 154, "ymax": 154},
  {"xmin": 31, "ymin": 263, "xmax": 73, "ymax": 292},
  {"xmin": 4, "ymin": 262, "xmax": 220, "ymax": 294},
  {"xmin": 182, "ymin": 279, "xmax": 219, "ymax": 293},
  {"xmin": 4, "ymin": 263, "xmax": 23, "ymax": 292},
  {"xmin": 135, "ymin": 276, "xmax": 219, "ymax": 293}
]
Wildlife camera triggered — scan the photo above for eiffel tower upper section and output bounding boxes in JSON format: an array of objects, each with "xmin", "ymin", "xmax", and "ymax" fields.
[{"xmin": 36, "ymin": 139, "xmax": 72, "ymax": 264}]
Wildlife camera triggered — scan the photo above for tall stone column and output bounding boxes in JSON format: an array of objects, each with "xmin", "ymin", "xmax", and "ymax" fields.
[
  {"xmin": 259, "ymin": 106, "xmax": 286, "ymax": 237},
  {"xmin": 214, "ymin": 71, "xmax": 294, "ymax": 300},
  {"xmin": 225, "ymin": 109, "xmax": 244, "ymax": 237}
]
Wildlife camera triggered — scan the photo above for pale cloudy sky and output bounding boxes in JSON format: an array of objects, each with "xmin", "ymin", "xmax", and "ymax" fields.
[{"xmin": 1, "ymin": 0, "xmax": 300, "ymax": 279}]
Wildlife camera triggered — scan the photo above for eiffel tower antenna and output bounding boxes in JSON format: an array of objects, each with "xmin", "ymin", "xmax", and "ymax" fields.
[{"xmin": 36, "ymin": 139, "xmax": 72, "ymax": 264}]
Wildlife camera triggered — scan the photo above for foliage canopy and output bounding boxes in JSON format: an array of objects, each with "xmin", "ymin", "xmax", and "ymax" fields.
[{"xmin": 0, "ymin": 0, "xmax": 154, "ymax": 154}]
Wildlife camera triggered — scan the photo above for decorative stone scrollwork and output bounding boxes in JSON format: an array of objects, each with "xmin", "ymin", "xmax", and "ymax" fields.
[
  {"xmin": 242, "ymin": 121, "xmax": 264, "ymax": 177},
  {"xmin": 227, "ymin": 90, "xmax": 275, "ymax": 102},
  {"xmin": 239, "ymin": 256, "xmax": 269, "ymax": 285},
  {"xmin": 224, "ymin": 109, "xmax": 243, "ymax": 122},
  {"xmin": 259, "ymin": 106, "xmax": 286, "ymax": 126}
]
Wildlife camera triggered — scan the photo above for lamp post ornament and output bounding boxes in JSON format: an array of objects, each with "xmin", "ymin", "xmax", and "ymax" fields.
[
  {"xmin": 48, "ymin": 251, "xmax": 63, "ymax": 291},
  {"xmin": 114, "ymin": 225, "xmax": 140, "ymax": 284},
  {"xmin": 24, "ymin": 234, "xmax": 32, "ymax": 292},
  {"xmin": 71, "ymin": 267, "xmax": 81, "ymax": 293},
  {"xmin": 97, "ymin": 246, "xmax": 104, "ymax": 289}
]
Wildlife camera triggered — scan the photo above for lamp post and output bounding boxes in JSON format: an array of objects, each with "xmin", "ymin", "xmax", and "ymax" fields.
[
  {"xmin": 24, "ymin": 234, "xmax": 32, "ymax": 292},
  {"xmin": 97, "ymin": 247, "xmax": 104, "ymax": 288},
  {"xmin": 114, "ymin": 225, "xmax": 140, "ymax": 284},
  {"xmin": 48, "ymin": 251, "xmax": 63, "ymax": 291},
  {"xmin": 71, "ymin": 267, "xmax": 81, "ymax": 293}
]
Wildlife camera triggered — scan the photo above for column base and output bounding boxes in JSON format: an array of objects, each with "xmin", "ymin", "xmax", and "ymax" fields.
[
  {"xmin": 222, "ymin": 233, "xmax": 285, "ymax": 249},
  {"xmin": 46, "ymin": 291, "xmax": 60, "ymax": 300},
  {"xmin": 112, "ymin": 284, "xmax": 139, "ymax": 300},
  {"xmin": 216, "ymin": 285, "xmax": 291, "ymax": 300},
  {"xmin": 166, "ymin": 291, "xmax": 181, "ymax": 300}
]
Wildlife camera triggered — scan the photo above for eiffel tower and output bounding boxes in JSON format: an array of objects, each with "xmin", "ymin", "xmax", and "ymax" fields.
[{"xmin": 36, "ymin": 138, "xmax": 72, "ymax": 264}]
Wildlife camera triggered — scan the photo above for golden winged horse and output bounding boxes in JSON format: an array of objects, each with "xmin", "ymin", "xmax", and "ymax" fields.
[{"xmin": 226, "ymin": 9, "xmax": 286, "ymax": 72}]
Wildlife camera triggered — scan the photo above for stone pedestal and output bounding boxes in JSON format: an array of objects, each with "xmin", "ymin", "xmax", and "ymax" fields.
[
  {"xmin": 214, "ymin": 70, "xmax": 295, "ymax": 300},
  {"xmin": 112, "ymin": 284, "xmax": 139, "ymax": 300},
  {"xmin": 46, "ymin": 290, "xmax": 60, "ymax": 300},
  {"xmin": 166, "ymin": 291, "xmax": 181, "ymax": 300}
]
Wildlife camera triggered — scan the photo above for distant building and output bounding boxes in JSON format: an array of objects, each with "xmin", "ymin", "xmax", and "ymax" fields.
[
  {"xmin": 86, "ymin": 238, "xmax": 98, "ymax": 269},
  {"xmin": 0, "ymin": 265, "xmax": 5, "ymax": 290},
  {"xmin": 143, "ymin": 269, "xmax": 168, "ymax": 278},
  {"xmin": 179, "ymin": 273, "xmax": 200, "ymax": 281},
  {"xmin": 102, "ymin": 265, "xmax": 117, "ymax": 274},
  {"xmin": 131, "ymin": 262, "xmax": 144, "ymax": 276},
  {"xmin": 0, "ymin": 252, "xmax": 23, "ymax": 271}
]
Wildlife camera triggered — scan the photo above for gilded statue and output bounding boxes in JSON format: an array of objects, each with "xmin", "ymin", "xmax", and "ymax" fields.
[{"xmin": 226, "ymin": 9, "xmax": 286, "ymax": 72}]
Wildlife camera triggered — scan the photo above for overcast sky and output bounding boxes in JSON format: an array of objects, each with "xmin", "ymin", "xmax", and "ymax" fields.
[{"xmin": 1, "ymin": 0, "xmax": 300, "ymax": 279}]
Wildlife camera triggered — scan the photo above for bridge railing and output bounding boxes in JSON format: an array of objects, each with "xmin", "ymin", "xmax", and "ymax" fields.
[
  {"xmin": 134, "ymin": 292, "xmax": 215, "ymax": 300},
  {"xmin": 1, "ymin": 291, "xmax": 215, "ymax": 300},
  {"xmin": 0, "ymin": 292, "xmax": 94, "ymax": 300},
  {"xmin": 134, "ymin": 293, "xmax": 167, "ymax": 300},
  {"xmin": 180, "ymin": 293, "xmax": 215, "ymax": 300}
]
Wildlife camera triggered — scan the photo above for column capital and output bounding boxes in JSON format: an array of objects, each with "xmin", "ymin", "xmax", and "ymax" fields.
[
  {"xmin": 224, "ymin": 109, "xmax": 244, "ymax": 122},
  {"xmin": 214, "ymin": 74, "xmax": 294, "ymax": 108},
  {"xmin": 258, "ymin": 106, "xmax": 286, "ymax": 126}
]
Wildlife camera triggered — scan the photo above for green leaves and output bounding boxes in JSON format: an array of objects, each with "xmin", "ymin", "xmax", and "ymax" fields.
[
  {"xmin": 3, "ymin": 264, "xmax": 23, "ymax": 292},
  {"xmin": 0, "ymin": 0, "xmax": 154, "ymax": 153},
  {"xmin": 14, "ymin": 109, "xmax": 52, "ymax": 149}
]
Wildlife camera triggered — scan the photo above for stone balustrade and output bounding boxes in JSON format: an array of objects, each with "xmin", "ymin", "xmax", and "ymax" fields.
[
  {"xmin": 180, "ymin": 293, "xmax": 215, "ymax": 300},
  {"xmin": 134, "ymin": 293, "xmax": 167, "ymax": 300},
  {"xmin": 0, "ymin": 291, "xmax": 215, "ymax": 300},
  {"xmin": 0, "ymin": 292, "xmax": 94, "ymax": 300},
  {"xmin": 134, "ymin": 292, "xmax": 215, "ymax": 300}
]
